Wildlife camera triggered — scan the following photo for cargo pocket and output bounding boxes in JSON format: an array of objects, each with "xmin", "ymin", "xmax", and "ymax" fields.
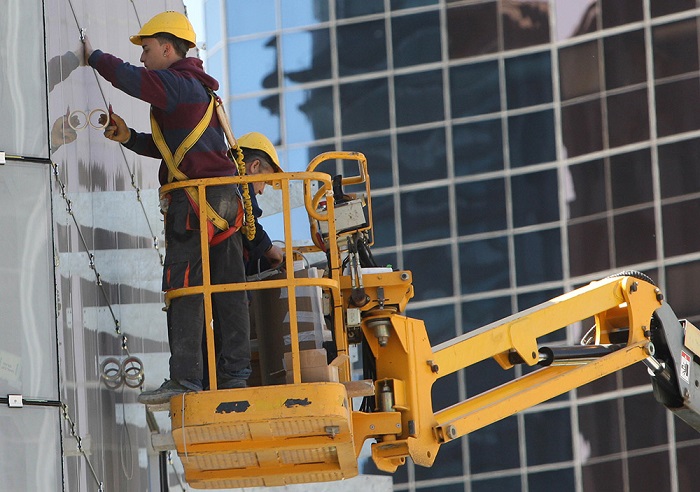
[{"xmin": 163, "ymin": 261, "xmax": 191, "ymax": 291}]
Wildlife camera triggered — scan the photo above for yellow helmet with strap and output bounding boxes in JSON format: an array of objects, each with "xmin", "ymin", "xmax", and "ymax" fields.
[
  {"xmin": 238, "ymin": 132, "xmax": 282, "ymax": 173},
  {"xmin": 130, "ymin": 11, "xmax": 196, "ymax": 48}
]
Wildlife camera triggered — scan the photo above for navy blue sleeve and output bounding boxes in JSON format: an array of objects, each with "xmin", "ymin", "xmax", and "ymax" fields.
[{"xmin": 242, "ymin": 184, "xmax": 273, "ymax": 262}]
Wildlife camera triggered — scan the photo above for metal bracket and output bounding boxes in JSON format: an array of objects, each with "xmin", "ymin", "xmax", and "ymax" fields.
[{"xmin": 8, "ymin": 395, "xmax": 23, "ymax": 408}]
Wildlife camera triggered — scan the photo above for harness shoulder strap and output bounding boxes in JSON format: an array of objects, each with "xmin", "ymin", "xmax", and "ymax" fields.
[{"xmin": 151, "ymin": 96, "xmax": 230, "ymax": 232}]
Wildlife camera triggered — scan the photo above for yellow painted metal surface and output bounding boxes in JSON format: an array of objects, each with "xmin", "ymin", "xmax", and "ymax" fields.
[
  {"xmin": 429, "ymin": 274, "xmax": 661, "ymax": 442},
  {"xmin": 170, "ymin": 383, "xmax": 357, "ymax": 489}
]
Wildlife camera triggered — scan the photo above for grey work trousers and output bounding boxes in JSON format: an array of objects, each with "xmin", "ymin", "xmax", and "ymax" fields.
[{"xmin": 162, "ymin": 186, "xmax": 251, "ymax": 386}]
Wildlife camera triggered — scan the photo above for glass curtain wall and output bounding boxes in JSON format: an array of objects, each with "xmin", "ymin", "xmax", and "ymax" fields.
[
  {"xmin": 0, "ymin": 1, "xmax": 61, "ymax": 489},
  {"xmin": 212, "ymin": 0, "xmax": 700, "ymax": 491}
]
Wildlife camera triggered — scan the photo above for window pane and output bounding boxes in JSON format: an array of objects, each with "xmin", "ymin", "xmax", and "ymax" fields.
[
  {"xmin": 206, "ymin": 49, "xmax": 224, "ymax": 86},
  {"xmin": 447, "ymin": 3, "xmax": 498, "ymax": 59},
  {"xmin": 566, "ymin": 159, "xmax": 606, "ymax": 219},
  {"xmin": 395, "ymin": 69, "xmax": 444, "ymax": 127},
  {"xmin": 528, "ymin": 469, "xmax": 575, "ymax": 491},
  {"xmin": 568, "ymin": 219, "xmax": 610, "ymax": 277},
  {"xmin": 284, "ymin": 86, "xmax": 334, "ymax": 143},
  {"xmin": 400, "ymin": 186, "xmax": 450, "ymax": 243},
  {"xmin": 604, "ymin": 30, "xmax": 646, "ymax": 90},
  {"xmin": 470, "ymin": 417, "xmax": 520, "ymax": 472},
  {"xmin": 0, "ymin": 162, "xmax": 57, "ymax": 399},
  {"xmin": 453, "ymin": 119, "xmax": 503, "ymax": 176},
  {"xmin": 397, "ymin": 127, "xmax": 447, "ymax": 184},
  {"xmin": 511, "ymin": 169, "xmax": 559, "ymax": 227},
  {"xmin": 653, "ymin": 19, "xmax": 699, "ymax": 79},
  {"xmin": 226, "ymin": 0, "xmax": 276, "ymax": 36},
  {"xmin": 663, "ymin": 199, "xmax": 700, "ymax": 258},
  {"xmin": 0, "ymin": 0, "xmax": 48, "ymax": 157},
  {"xmin": 583, "ymin": 461, "xmax": 624, "ymax": 492},
  {"xmin": 473, "ymin": 475, "xmax": 522, "ymax": 492},
  {"xmin": 677, "ymin": 443, "xmax": 700, "ymax": 492},
  {"xmin": 601, "ymin": 1, "xmax": 643, "ymax": 29},
  {"xmin": 335, "ymin": 0, "xmax": 384, "ymax": 18},
  {"xmin": 578, "ymin": 399, "xmax": 622, "ymax": 457},
  {"xmin": 525, "ymin": 409, "xmax": 573, "ymax": 465},
  {"xmin": 459, "ymin": 237, "xmax": 510, "ymax": 294},
  {"xmin": 405, "ymin": 245, "xmax": 453, "ymax": 301},
  {"xmin": 508, "ymin": 110, "xmax": 556, "ymax": 167},
  {"xmin": 281, "ymin": 0, "xmax": 329, "ymax": 28},
  {"xmin": 656, "ymin": 78, "xmax": 700, "ymax": 137},
  {"xmin": 230, "ymin": 96, "xmax": 280, "ymax": 144},
  {"xmin": 614, "ymin": 207, "xmax": 656, "ymax": 265},
  {"xmin": 559, "ymin": 40, "xmax": 600, "ymax": 100},
  {"xmin": 624, "ymin": 393, "xmax": 669, "ymax": 449},
  {"xmin": 337, "ymin": 20, "xmax": 387, "ymax": 77},
  {"xmin": 450, "ymin": 61, "xmax": 501, "ymax": 118},
  {"xmin": 607, "ymin": 89, "xmax": 649, "ymax": 148},
  {"xmin": 340, "ymin": 78, "xmax": 390, "ymax": 134},
  {"xmin": 0, "ymin": 406, "xmax": 61, "ymax": 490},
  {"xmin": 282, "ymin": 29, "xmax": 331, "ymax": 86},
  {"xmin": 666, "ymin": 261, "xmax": 700, "ymax": 321},
  {"xmin": 561, "ymin": 98, "xmax": 603, "ymax": 157},
  {"xmin": 505, "ymin": 51, "xmax": 552, "ymax": 109},
  {"xmin": 391, "ymin": 0, "xmax": 438, "ymax": 10},
  {"xmin": 392, "ymin": 11, "xmax": 441, "ymax": 68},
  {"xmin": 204, "ymin": 0, "xmax": 222, "ymax": 46},
  {"xmin": 514, "ymin": 228, "xmax": 562, "ymax": 285},
  {"xmin": 659, "ymin": 137, "xmax": 700, "ymax": 199},
  {"xmin": 651, "ymin": 0, "xmax": 696, "ymax": 18},
  {"xmin": 503, "ymin": 0, "xmax": 550, "ymax": 50},
  {"xmin": 628, "ymin": 452, "xmax": 671, "ymax": 491},
  {"xmin": 228, "ymin": 37, "xmax": 278, "ymax": 94},
  {"xmin": 610, "ymin": 149, "xmax": 653, "ymax": 209},
  {"xmin": 456, "ymin": 178, "xmax": 507, "ymax": 235}
]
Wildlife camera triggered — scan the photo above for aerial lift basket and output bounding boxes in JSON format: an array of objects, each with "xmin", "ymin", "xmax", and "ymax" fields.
[
  {"xmin": 170, "ymin": 383, "xmax": 357, "ymax": 489},
  {"xmin": 158, "ymin": 155, "xmax": 367, "ymax": 488}
]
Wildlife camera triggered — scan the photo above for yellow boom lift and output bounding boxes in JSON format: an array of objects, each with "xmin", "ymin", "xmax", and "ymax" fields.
[{"xmin": 151, "ymin": 152, "xmax": 700, "ymax": 489}]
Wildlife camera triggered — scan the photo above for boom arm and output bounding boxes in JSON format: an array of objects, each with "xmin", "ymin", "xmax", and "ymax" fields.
[
  {"xmin": 431, "ymin": 273, "xmax": 660, "ymax": 441},
  {"xmin": 157, "ymin": 153, "xmax": 700, "ymax": 489},
  {"xmin": 348, "ymin": 269, "xmax": 700, "ymax": 472}
]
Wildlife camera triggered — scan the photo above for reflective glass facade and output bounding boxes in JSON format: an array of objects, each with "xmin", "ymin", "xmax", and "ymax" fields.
[
  {"xmin": 2, "ymin": 0, "xmax": 190, "ymax": 490},
  {"xmin": 211, "ymin": 1, "xmax": 700, "ymax": 490}
]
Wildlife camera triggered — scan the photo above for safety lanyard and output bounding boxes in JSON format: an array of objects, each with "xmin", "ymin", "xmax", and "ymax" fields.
[{"xmin": 151, "ymin": 96, "xmax": 230, "ymax": 231}]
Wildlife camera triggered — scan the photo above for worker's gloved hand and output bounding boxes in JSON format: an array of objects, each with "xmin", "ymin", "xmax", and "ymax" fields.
[
  {"xmin": 82, "ymin": 36, "xmax": 93, "ymax": 65},
  {"xmin": 264, "ymin": 244, "xmax": 284, "ymax": 269},
  {"xmin": 103, "ymin": 112, "xmax": 131, "ymax": 144}
]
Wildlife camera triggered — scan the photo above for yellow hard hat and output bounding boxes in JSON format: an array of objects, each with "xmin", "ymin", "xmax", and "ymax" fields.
[
  {"xmin": 238, "ymin": 132, "xmax": 283, "ymax": 173},
  {"xmin": 130, "ymin": 11, "xmax": 196, "ymax": 48}
]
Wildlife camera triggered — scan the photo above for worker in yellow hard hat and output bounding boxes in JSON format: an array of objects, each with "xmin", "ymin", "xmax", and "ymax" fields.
[
  {"xmin": 82, "ymin": 11, "xmax": 282, "ymax": 404},
  {"xmin": 237, "ymin": 132, "xmax": 284, "ymax": 274}
]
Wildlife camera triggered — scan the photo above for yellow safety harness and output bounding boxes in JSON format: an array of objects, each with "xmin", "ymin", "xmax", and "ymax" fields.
[{"xmin": 151, "ymin": 93, "xmax": 255, "ymax": 240}]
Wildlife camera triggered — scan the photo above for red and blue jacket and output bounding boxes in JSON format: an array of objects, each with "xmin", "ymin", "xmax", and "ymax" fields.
[{"xmin": 88, "ymin": 50, "xmax": 234, "ymax": 185}]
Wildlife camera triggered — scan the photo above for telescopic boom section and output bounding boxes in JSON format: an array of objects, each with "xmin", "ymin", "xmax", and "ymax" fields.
[
  {"xmin": 349, "ymin": 271, "xmax": 668, "ymax": 472},
  {"xmin": 429, "ymin": 274, "xmax": 662, "ymax": 442}
]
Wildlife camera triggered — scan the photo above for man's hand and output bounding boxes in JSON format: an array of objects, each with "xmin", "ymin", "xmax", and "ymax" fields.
[
  {"xmin": 264, "ymin": 245, "xmax": 284, "ymax": 269},
  {"xmin": 82, "ymin": 36, "xmax": 94, "ymax": 65},
  {"xmin": 103, "ymin": 112, "xmax": 131, "ymax": 143}
]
